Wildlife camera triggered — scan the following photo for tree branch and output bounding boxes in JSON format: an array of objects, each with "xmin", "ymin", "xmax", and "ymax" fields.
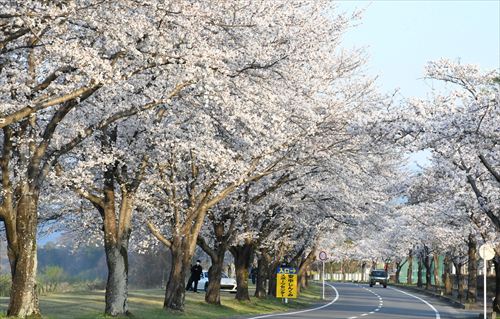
[
  {"xmin": 479, "ymin": 154, "xmax": 500, "ymax": 184},
  {"xmin": 146, "ymin": 220, "xmax": 172, "ymax": 248}
]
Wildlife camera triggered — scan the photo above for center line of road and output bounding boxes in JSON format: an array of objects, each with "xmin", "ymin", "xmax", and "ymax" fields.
[
  {"xmin": 247, "ymin": 283, "xmax": 339, "ymax": 319},
  {"xmin": 389, "ymin": 287, "xmax": 441, "ymax": 319}
]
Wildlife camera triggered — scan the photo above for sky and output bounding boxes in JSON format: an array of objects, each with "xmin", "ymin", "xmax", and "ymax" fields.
[
  {"xmin": 336, "ymin": 0, "xmax": 500, "ymax": 99},
  {"xmin": 336, "ymin": 0, "xmax": 500, "ymax": 169}
]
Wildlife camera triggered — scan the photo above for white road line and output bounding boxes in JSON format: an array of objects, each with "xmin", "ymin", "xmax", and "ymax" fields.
[
  {"xmin": 389, "ymin": 287, "xmax": 441, "ymax": 319},
  {"xmin": 247, "ymin": 283, "xmax": 340, "ymax": 319}
]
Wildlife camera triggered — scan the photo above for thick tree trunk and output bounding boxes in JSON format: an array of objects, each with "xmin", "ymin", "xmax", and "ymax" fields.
[
  {"xmin": 417, "ymin": 257, "xmax": 423, "ymax": 288},
  {"xmin": 443, "ymin": 255, "xmax": 453, "ymax": 296},
  {"xmin": 231, "ymin": 242, "xmax": 253, "ymax": 301},
  {"xmin": 104, "ymin": 237, "xmax": 130, "ymax": 316},
  {"xmin": 454, "ymin": 262, "xmax": 465, "ymax": 301},
  {"xmin": 492, "ymin": 257, "xmax": 500, "ymax": 312},
  {"xmin": 361, "ymin": 262, "xmax": 367, "ymax": 282},
  {"xmin": 407, "ymin": 250, "xmax": 413, "ymax": 285},
  {"xmin": 164, "ymin": 238, "xmax": 188, "ymax": 311},
  {"xmin": 268, "ymin": 264, "xmax": 277, "ymax": 297},
  {"xmin": 7, "ymin": 191, "xmax": 41, "ymax": 318},
  {"xmin": 424, "ymin": 253, "xmax": 432, "ymax": 290},
  {"xmin": 395, "ymin": 264, "xmax": 401, "ymax": 284},
  {"xmin": 433, "ymin": 254, "xmax": 440, "ymax": 289},
  {"xmin": 297, "ymin": 249, "xmax": 316, "ymax": 293},
  {"xmin": 466, "ymin": 234, "xmax": 477, "ymax": 304},
  {"xmin": 255, "ymin": 251, "xmax": 270, "ymax": 298},
  {"xmin": 205, "ymin": 250, "xmax": 225, "ymax": 305}
]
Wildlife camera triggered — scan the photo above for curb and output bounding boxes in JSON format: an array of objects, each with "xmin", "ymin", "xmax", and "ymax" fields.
[
  {"xmin": 392, "ymin": 284, "xmax": 496, "ymax": 319},
  {"xmin": 393, "ymin": 284, "xmax": 467, "ymax": 309}
]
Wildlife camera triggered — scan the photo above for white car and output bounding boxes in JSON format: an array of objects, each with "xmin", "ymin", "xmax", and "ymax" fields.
[{"xmin": 196, "ymin": 271, "xmax": 237, "ymax": 293}]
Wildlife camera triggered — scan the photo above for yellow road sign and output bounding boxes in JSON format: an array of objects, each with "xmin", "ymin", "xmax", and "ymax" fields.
[{"xmin": 276, "ymin": 273, "xmax": 298, "ymax": 298}]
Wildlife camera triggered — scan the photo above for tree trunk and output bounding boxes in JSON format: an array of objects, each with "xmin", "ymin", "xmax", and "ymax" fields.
[
  {"xmin": 361, "ymin": 262, "xmax": 367, "ymax": 282},
  {"xmin": 231, "ymin": 241, "xmax": 253, "ymax": 301},
  {"xmin": 407, "ymin": 250, "xmax": 413, "ymax": 285},
  {"xmin": 268, "ymin": 263, "xmax": 277, "ymax": 297},
  {"xmin": 255, "ymin": 251, "xmax": 270, "ymax": 298},
  {"xmin": 205, "ymin": 250, "xmax": 225, "ymax": 305},
  {"xmin": 164, "ymin": 238, "xmax": 187, "ymax": 311},
  {"xmin": 424, "ymin": 253, "xmax": 432, "ymax": 290},
  {"xmin": 395, "ymin": 263, "xmax": 401, "ymax": 284},
  {"xmin": 297, "ymin": 249, "xmax": 316, "ymax": 293},
  {"xmin": 395, "ymin": 259, "xmax": 407, "ymax": 285},
  {"xmin": 492, "ymin": 257, "xmax": 500, "ymax": 312},
  {"xmin": 443, "ymin": 254, "xmax": 453, "ymax": 296},
  {"xmin": 466, "ymin": 234, "xmax": 477, "ymax": 304},
  {"xmin": 104, "ymin": 238, "xmax": 130, "ymax": 316},
  {"xmin": 433, "ymin": 254, "xmax": 440, "ymax": 289},
  {"xmin": 454, "ymin": 262, "xmax": 464, "ymax": 302},
  {"xmin": 417, "ymin": 257, "xmax": 423, "ymax": 288},
  {"xmin": 7, "ymin": 191, "xmax": 41, "ymax": 318}
]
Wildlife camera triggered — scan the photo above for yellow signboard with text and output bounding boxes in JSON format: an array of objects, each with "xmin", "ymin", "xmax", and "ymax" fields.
[{"xmin": 276, "ymin": 267, "xmax": 298, "ymax": 298}]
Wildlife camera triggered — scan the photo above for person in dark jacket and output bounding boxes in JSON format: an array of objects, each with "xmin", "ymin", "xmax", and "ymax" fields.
[{"xmin": 186, "ymin": 260, "xmax": 203, "ymax": 292}]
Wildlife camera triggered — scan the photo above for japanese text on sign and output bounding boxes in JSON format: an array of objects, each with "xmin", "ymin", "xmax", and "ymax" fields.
[{"xmin": 276, "ymin": 267, "xmax": 298, "ymax": 298}]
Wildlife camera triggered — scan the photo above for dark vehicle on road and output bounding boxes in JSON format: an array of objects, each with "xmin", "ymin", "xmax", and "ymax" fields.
[{"xmin": 369, "ymin": 270, "xmax": 388, "ymax": 288}]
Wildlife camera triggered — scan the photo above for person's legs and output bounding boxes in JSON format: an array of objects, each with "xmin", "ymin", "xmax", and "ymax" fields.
[
  {"xmin": 193, "ymin": 279, "xmax": 199, "ymax": 292},
  {"xmin": 186, "ymin": 276, "xmax": 194, "ymax": 291}
]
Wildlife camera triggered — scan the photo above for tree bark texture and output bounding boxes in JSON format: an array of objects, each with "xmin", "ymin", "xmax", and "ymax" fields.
[
  {"xmin": 164, "ymin": 237, "xmax": 188, "ymax": 311},
  {"xmin": 433, "ymin": 254, "xmax": 440, "ymax": 289},
  {"xmin": 104, "ymin": 238, "xmax": 130, "ymax": 316},
  {"xmin": 407, "ymin": 250, "xmax": 413, "ymax": 285},
  {"xmin": 297, "ymin": 249, "xmax": 316, "ymax": 293},
  {"xmin": 466, "ymin": 234, "xmax": 477, "ymax": 303},
  {"xmin": 454, "ymin": 262, "xmax": 465, "ymax": 301},
  {"xmin": 443, "ymin": 254, "xmax": 453, "ymax": 296},
  {"xmin": 424, "ymin": 252, "xmax": 432, "ymax": 290},
  {"xmin": 231, "ymin": 242, "xmax": 253, "ymax": 301},
  {"xmin": 255, "ymin": 251, "xmax": 270, "ymax": 298},
  {"xmin": 7, "ymin": 192, "xmax": 41, "ymax": 318},
  {"xmin": 205, "ymin": 257, "xmax": 224, "ymax": 305},
  {"xmin": 417, "ymin": 257, "xmax": 423, "ymax": 288}
]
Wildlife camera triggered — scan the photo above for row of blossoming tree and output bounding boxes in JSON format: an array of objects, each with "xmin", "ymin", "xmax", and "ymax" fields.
[
  {"xmin": 1, "ymin": 1, "xmax": 498, "ymax": 318},
  {"xmin": 323, "ymin": 60, "xmax": 499, "ymax": 312},
  {"xmin": 0, "ymin": 1, "xmax": 405, "ymax": 317}
]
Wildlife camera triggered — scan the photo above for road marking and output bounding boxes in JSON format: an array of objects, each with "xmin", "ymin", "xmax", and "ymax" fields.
[
  {"xmin": 389, "ymin": 287, "xmax": 441, "ymax": 319},
  {"xmin": 247, "ymin": 283, "xmax": 339, "ymax": 319}
]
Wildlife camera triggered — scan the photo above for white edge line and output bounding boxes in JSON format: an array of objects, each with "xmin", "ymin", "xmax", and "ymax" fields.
[
  {"xmin": 389, "ymin": 287, "xmax": 441, "ymax": 319},
  {"xmin": 247, "ymin": 283, "xmax": 339, "ymax": 319}
]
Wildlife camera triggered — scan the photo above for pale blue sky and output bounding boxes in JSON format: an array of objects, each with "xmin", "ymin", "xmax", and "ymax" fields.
[{"xmin": 337, "ymin": 0, "xmax": 500, "ymax": 99}]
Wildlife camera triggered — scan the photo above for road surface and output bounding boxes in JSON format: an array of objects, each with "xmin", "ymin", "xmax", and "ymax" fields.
[{"xmin": 247, "ymin": 282, "xmax": 479, "ymax": 319}]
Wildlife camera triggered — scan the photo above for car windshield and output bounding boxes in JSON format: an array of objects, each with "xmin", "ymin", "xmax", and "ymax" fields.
[
  {"xmin": 221, "ymin": 273, "xmax": 228, "ymax": 278},
  {"xmin": 371, "ymin": 271, "xmax": 386, "ymax": 277}
]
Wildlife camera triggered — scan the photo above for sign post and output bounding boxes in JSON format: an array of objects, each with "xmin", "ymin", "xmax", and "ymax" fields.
[
  {"xmin": 479, "ymin": 243, "xmax": 495, "ymax": 319},
  {"xmin": 276, "ymin": 266, "xmax": 298, "ymax": 303},
  {"xmin": 319, "ymin": 251, "xmax": 328, "ymax": 300}
]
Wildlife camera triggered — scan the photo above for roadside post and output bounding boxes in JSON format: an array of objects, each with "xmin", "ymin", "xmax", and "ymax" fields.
[
  {"xmin": 479, "ymin": 243, "xmax": 495, "ymax": 319},
  {"xmin": 319, "ymin": 251, "xmax": 328, "ymax": 300},
  {"xmin": 276, "ymin": 266, "xmax": 298, "ymax": 304}
]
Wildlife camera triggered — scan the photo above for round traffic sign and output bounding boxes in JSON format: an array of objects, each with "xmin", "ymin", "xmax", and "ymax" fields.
[
  {"xmin": 319, "ymin": 251, "xmax": 328, "ymax": 261},
  {"xmin": 479, "ymin": 243, "xmax": 496, "ymax": 261}
]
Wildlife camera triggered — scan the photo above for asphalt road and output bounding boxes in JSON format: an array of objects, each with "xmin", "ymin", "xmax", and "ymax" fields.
[{"xmin": 247, "ymin": 282, "xmax": 479, "ymax": 319}]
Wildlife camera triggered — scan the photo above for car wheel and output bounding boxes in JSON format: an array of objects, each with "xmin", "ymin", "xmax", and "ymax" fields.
[
  {"xmin": 369, "ymin": 284, "xmax": 373, "ymax": 287},
  {"xmin": 204, "ymin": 282, "xmax": 208, "ymax": 292},
  {"xmin": 383, "ymin": 284, "xmax": 387, "ymax": 288}
]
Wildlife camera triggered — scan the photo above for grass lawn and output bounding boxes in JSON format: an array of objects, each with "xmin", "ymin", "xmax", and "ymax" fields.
[{"xmin": 0, "ymin": 284, "xmax": 322, "ymax": 319}]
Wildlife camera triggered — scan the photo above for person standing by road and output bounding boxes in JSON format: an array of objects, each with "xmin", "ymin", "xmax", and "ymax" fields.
[{"xmin": 186, "ymin": 260, "xmax": 203, "ymax": 292}]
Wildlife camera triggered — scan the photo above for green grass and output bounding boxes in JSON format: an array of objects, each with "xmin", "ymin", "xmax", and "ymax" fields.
[{"xmin": 0, "ymin": 285, "xmax": 322, "ymax": 319}]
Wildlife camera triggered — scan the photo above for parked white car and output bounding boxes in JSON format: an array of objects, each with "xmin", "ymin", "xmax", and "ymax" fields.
[{"xmin": 196, "ymin": 271, "xmax": 237, "ymax": 293}]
